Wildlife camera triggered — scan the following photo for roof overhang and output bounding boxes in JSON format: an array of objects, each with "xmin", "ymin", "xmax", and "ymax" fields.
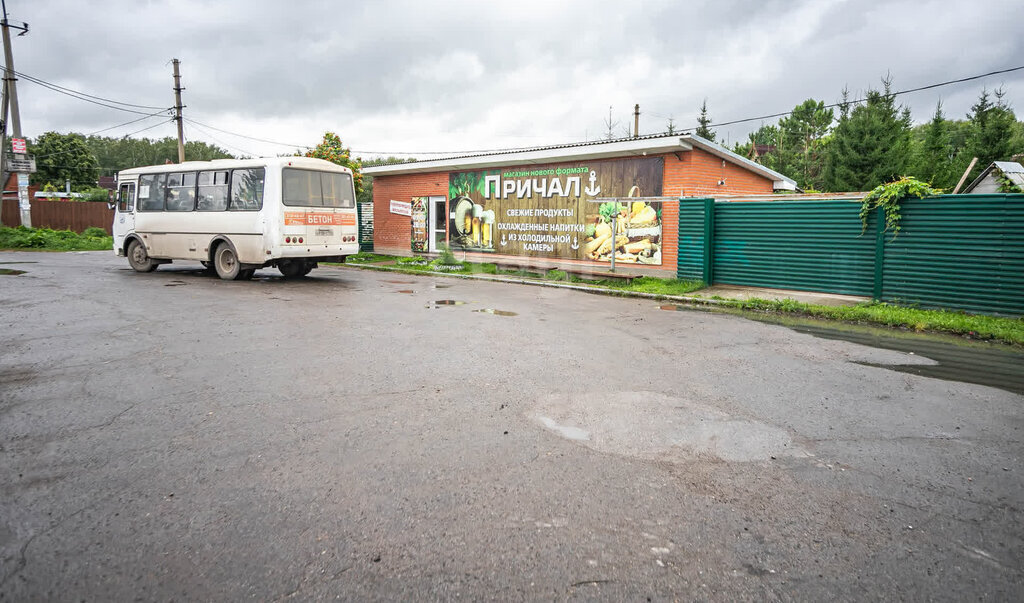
[{"xmin": 363, "ymin": 133, "xmax": 797, "ymax": 191}]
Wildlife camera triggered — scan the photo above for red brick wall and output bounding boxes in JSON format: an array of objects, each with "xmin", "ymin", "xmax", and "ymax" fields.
[
  {"xmin": 661, "ymin": 149, "xmax": 774, "ymax": 197},
  {"xmin": 372, "ymin": 172, "xmax": 449, "ymax": 255}
]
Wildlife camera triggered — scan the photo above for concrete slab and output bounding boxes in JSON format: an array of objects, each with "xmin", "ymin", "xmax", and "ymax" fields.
[{"xmin": 693, "ymin": 285, "xmax": 870, "ymax": 306}]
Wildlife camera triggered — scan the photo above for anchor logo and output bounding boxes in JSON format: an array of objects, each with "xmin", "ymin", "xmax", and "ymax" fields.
[
  {"xmin": 584, "ymin": 170, "xmax": 601, "ymax": 196},
  {"xmin": 571, "ymin": 236, "xmax": 579, "ymax": 250},
  {"xmin": 500, "ymin": 233, "xmax": 508, "ymax": 247}
]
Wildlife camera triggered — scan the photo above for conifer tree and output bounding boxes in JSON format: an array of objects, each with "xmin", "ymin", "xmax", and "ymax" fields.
[
  {"xmin": 824, "ymin": 78, "xmax": 913, "ymax": 191},
  {"xmin": 695, "ymin": 99, "xmax": 716, "ymax": 142}
]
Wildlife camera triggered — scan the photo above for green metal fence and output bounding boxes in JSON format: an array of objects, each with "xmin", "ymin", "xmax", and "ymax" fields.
[
  {"xmin": 880, "ymin": 195, "xmax": 1024, "ymax": 315},
  {"xmin": 677, "ymin": 194, "xmax": 1024, "ymax": 316}
]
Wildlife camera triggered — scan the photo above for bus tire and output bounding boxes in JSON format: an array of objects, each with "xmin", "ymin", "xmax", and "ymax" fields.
[
  {"xmin": 213, "ymin": 241, "xmax": 244, "ymax": 280},
  {"xmin": 299, "ymin": 263, "xmax": 314, "ymax": 276},
  {"xmin": 127, "ymin": 239, "xmax": 158, "ymax": 273},
  {"xmin": 278, "ymin": 260, "xmax": 305, "ymax": 278}
]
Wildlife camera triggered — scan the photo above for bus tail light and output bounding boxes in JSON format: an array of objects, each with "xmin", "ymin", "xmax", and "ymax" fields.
[{"xmin": 285, "ymin": 237, "xmax": 291, "ymax": 243}]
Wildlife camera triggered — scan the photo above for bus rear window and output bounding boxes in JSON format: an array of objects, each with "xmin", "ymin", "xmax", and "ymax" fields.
[{"xmin": 283, "ymin": 169, "xmax": 354, "ymax": 208}]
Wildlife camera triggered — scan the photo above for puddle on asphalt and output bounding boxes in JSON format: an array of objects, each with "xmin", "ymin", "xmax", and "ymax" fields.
[
  {"xmin": 473, "ymin": 308, "xmax": 518, "ymax": 316},
  {"xmin": 397, "ymin": 290, "xmax": 414, "ymax": 294},
  {"xmin": 164, "ymin": 280, "xmax": 187, "ymax": 287},
  {"xmin": 384, "ymin": 280, "xmax": 415, "ymax": 284},
  {"xmin": 426, "ymin": 300, "xmax": 466, "ymax": 308},
  {"xmin": 433, "ymin": 284, "xmax": 452, "ymax": 289},
  {"xmin": 660, "ymin": 304, "xmax": 1024, "ymax": 395},
  {"xmin": 0, "ymin": 268, "xmax": 26, "ymax": 275},
  {"xmin": 0, "ymin": 261, "xmax": 37, "ymax": 265}
]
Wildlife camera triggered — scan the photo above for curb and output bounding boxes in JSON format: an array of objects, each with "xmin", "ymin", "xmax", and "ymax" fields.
[{"xmin": 332, "ymin": 262, "xmax": 729, "ymax": 308}]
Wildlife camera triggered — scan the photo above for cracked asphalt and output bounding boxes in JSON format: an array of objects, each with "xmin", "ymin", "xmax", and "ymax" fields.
[{"xmin": 1, "ymin": 251, "xmax": 1021, "ymax": 601}]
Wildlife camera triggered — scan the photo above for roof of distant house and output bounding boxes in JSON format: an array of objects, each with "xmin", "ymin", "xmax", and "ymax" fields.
[{"xmin": 963, "ymin": 161, "xmax": 1024, "ymax": 193}]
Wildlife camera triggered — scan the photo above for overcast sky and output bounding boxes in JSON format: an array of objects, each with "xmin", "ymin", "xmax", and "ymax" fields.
[{"xmin": 10, "ymin": 0, "xmax": 1024, "ymax": 163}]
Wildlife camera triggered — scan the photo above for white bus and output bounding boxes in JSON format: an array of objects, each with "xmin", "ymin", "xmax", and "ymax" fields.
[{"xmin": 111, "ymin": 156, "xmax": 359, "ymax": 280}]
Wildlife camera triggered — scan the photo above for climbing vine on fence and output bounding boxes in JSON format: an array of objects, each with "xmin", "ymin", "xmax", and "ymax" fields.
[{"xmin": 859, "ymin": 176, "xmax": 939, "ymax": 237}]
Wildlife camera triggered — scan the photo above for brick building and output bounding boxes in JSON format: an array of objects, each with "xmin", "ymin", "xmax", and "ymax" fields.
[{"xmin": 364, "ymin": 133, "xmax": 795, "ymax": 276}]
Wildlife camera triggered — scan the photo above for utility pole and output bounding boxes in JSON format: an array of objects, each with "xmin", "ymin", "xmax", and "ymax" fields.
[
  {"xmin": 633, "ymin": 104, "xmax": 640, "ymax": 139},
  {"xmin": 172, "ymin": 58, "xmax": 185, "ymax": 163},
  {"xmin": 1, "ymin": 0, "xmax": 29, "ymax": 227}
]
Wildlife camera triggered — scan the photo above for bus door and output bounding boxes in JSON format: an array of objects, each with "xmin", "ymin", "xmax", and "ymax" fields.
[{"xmin": 113, "ymin": 181, "xmax": 136, "ymax": 251}]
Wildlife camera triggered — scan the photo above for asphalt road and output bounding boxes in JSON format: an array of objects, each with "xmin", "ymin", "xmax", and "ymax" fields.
[{"xmin": 1, "ymin": 251, "xmax": 1021, "ymax": 601}]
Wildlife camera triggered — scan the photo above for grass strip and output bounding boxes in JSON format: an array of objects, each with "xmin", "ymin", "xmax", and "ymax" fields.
[
  {"xmin": 0, "ymin": 226, "xmax": 113, "ymax": 251},
  {"xmin": 725, "ymin": 298, "xmax": 1024, "ymax": 346}
]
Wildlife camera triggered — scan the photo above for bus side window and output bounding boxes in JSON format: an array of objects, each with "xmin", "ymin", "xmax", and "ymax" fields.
[
  {"xmin": 137, "ymin": 174, "xmax": 167, "ymax": 211},
  {"xmin": 166, "ymin": 172, "xmax": 197, "ymax": 212},
  {"xmin": 230, "ymin": 168, "xmax": 265, "ymax": 211},
  {"xmin": 197, "ymin": 171, "xmax": 228, "ymax": 211}
]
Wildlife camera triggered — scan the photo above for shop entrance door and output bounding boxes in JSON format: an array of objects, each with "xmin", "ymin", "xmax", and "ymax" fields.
[{"xmin": 428, "ymin": 196, "xmax": 447, "ymax": 252}]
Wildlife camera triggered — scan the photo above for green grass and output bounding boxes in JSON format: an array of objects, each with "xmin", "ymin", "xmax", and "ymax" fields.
[
  {"xmin": 729, "ymin": 298, "xmax": 1024, "ymax": 346},
  {"xmin": 0, "ymin": 226, "xmax": 112, "ymax": 251},
  {"xmin": 344, "ymin": 252, "xmax": 396, "ymax": 263},
  {"xmin": 599, "ymin": 276, "xmax": 705, "ymax": 296}
]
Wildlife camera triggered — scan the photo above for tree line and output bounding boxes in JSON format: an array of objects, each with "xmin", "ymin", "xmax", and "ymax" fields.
[
  {"xmin": 697, "ymin": 78, "xmax": 1024, "ymax": 192},
  {"xmin": 24, "ymin": 133, "xmax": 233, "ymax": 189}
]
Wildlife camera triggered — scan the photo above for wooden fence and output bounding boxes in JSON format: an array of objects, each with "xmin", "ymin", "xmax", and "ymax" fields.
[{"xmin": 1, "ymin": 198, "xmax": 114, "ymax": 234}]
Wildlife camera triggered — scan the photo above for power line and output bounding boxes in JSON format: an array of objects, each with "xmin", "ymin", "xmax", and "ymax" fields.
[
  {"xmin": 677, "ymin": 64, "xmax": 1024, "ymax": 132},
  {"xmin": 183, "ymin": 121, "xmax": 257, "ymax": 158},
  {"xmin": 54, "ymin": 62, "xmax": 1019, "ymax": 161},
  {"xmin": 32, "ymin": 112, "xmax": 174, "ymax": 159},
  {"xmin": 14, "ymin": 70, "xmax": 173, "ymax": 115},
  {"xmin": 12, "ymin": 69, "xmax": 168, "ymax": 110},
  {"xmin": 183, "ymin": 117, "xmax": 310, "ymax": 149}
]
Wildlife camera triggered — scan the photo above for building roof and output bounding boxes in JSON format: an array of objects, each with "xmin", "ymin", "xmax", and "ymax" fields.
[
  {"xmin": 963, "ymin": 161, "xmax": 1024, "ymax": 193},
  {"xmin": 363, "ymin": 132, "xmax": 798, "ymax": 190}
]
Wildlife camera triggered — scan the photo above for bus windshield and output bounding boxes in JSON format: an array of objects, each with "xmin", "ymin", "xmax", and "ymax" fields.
[{"xmin": 282, "ymin": 169, "xmax": 354, "ymax": 208}]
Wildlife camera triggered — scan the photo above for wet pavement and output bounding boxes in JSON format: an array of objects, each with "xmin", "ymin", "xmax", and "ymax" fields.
[{"xmin": 1, "ymin": 251, "xmax": 1022, "ymax": 601}]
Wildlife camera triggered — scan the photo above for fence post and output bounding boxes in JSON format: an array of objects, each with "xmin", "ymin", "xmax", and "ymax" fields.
[
  {"xmin": 872, "ymin": 206, "xmax": 886, "ymax": 300},
  {"xmin": 702, "ymin": 198, "xmax": 715, "ymax": 285}
]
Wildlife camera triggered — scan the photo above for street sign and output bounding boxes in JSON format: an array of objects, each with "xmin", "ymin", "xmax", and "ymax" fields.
[
  {"xmin": 11, "ymin": 138, "xmax": 26, "ymax": 154},
  {"xmin": 6, "ymin": 156, "xmax": 35, "ymax": 173}
]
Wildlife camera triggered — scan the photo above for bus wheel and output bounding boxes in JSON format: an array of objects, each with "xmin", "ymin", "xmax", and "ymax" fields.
[
  {"xmin": 213, "ymin": 242, "xmax": 243, "ymax": 280},
  {"xmin": 278, "ymin": 260, "xmax": 305, "ymax": 278},
  {"xmin": 299, "ymin": 263, "xmax": 314, "ymax": 276},
  {"xmin": 127, "ymin": 239, "xmax": 158, "ymax": 273}
]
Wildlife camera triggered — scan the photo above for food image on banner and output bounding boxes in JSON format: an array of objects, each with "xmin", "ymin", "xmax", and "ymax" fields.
[
  {"xmin": 411, "ymin": 196, "xmax": 428, "ymax": 252},
  {"xmin": 583, "ymin": 198, "xmax": 662, "ymax": 265},
  {"xmin": 448, "ymin": 157, "xmax": 663, "ymax": 264}
]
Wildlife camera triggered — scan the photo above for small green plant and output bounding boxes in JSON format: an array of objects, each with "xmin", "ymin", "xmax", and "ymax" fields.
[
  {"xmin": 82, "ymin": 227, "xmax": 108, "ymax": 238},
  {"xmin": 995, "ymin": 169, "xmax": 1023, "ymax": 194},
  {"xmin": 860, "ymin": 176, "xmax": 940, "ymax": 237},
  {"xmin": 79, "ymin": 187, "xmax": 112, "ymax": 203},
  {"xmin": 546, "ymin": 269, "xmax": 568, "ymax": 281},
  {"xmin": 437, "ymin": 244, "xmax": 460, "ymax": 266}
]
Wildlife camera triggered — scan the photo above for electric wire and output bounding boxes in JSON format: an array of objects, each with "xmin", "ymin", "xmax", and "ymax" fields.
[
  {"xmin": 183, "ymin": 121, "xmax": 257, "ymax": 158},
  {"xmin": 13, "ymin": 70, "xmax": 174, "ymax": 116},
  {"xmin": 183, "ymin": 117, "xmax": 309, "ymax": 150},
  {"xmin": 12, "ymin": 69, "xmax": 167, "ymax": 110}
]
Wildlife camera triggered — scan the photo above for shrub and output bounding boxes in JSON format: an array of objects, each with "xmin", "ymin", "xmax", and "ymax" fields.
[{"xmin": 82, "ymin": 227, "xmax": 109, "ymax": 238}]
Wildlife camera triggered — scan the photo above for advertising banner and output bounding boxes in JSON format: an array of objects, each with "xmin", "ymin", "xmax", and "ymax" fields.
[
  {"xmin": 390, "ymin": 199, "xmax": 412, "ymax": 216},
  {"xmin": 411, "ymin": 196, "xmax": 428, "ymax": 252},
  {"xmin": 448, "ymin": 157, "xmax": 663, "ymax": 264}
]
